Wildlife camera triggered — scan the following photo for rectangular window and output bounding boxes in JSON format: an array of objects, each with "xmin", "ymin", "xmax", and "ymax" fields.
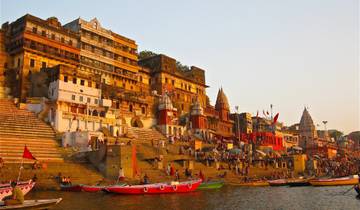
[
  {"xmin": 64, "ymin": 76, "xmax": 68, "ymax": 82},
  {"xmin": 88, "ymin": 81, "xmax": 92, "ymax": 87},
  {"xmin": 94, "ymin": 99, "xmax": 98, "ymax": 104},
  {"xmin": 42, "ymin": 62, "xmax": 46, "ymax": 68},
  {"xmin": 69, "ymin": 40, "xmax": 73, "ymax": 46},
  {"xmin": 172, "ymin": 80, "xmax": 175, "ymax": 85},
  {"xmin": 80, "ymin": 96, "xmax": 83, "ymax": 102},
  {"xmin": 71, "ymin": 95, "xmax": 75, "ymax": 100},
  {"xmin": 95, "ymin": 83, "xmax": 100, "ymax": 89},
  {"xmin": 51, "ymin": 34, "xmax": 55, "ymax": 40},
  {"xmin": 41, "ymin": 30, "xmax": 46, "ymax": 36},
  {"xmin": 80, "ymin": 80, "xmax": 85, "ymax": 86},
  {"xmin": 61, "ymin": 37, "xmax": 65, "ymax": 43},
  {"xmin": 17, "ymin": 58, "xmax": 20, "ymax": 67},
  {"xmin": 30, "ymin": 59, "xmax": 35, "ymax": 67},
  {"xmin": 87, "ymin": 97, "xmax": 91, "ymax": 103},
  {"xmin": 32, "ymin": 27, "xmax": 37, "ymax": 33},
  {"xmin": 73, "ymin": 78, "xmax": 77, "ymax": 84}
]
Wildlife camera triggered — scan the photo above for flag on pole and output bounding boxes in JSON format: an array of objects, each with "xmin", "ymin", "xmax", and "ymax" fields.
[
  {"xmin": 22, "ymin": 146, "xmax": 36, "ymax": 160},
  {"xmin": 273, "ymin": 113, "xmax": 279, "ymax": 124},
  {"xmin": 256, "ymin": 110, "xmax": 259, "ymax": 118}
]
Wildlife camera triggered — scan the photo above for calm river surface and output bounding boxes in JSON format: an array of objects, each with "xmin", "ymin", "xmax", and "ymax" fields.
[{"xmin": 28, "ymin": 186, "xmax": 359, "ymax": 210}]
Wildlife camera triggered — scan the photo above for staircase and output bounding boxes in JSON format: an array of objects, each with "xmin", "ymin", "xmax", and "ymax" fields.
[
  {"xmin": 0, "ymin": 99, "xmax": 63, "ymax": 163},
  {"xmin": 127, "ymin": 127, "xmax": 167, "ymax": 141}
]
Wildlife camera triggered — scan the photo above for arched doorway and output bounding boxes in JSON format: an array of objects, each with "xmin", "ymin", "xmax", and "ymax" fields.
[{"xmin": 131, "ymin": 117, "xmax": 144, "ymax": 128}]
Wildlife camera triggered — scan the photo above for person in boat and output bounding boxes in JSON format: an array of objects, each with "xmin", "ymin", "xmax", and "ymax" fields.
[
  {"xmin": 175, "ymin": 170, "xmax": 180, "ymax": 181},
  {"xmin": 32, "ymin": 174, "xmax": 38, "ymax": 182},
  {"xmin": 4, "ymin": 181, "xmax": 24, "ymax": 206},
  {"xmin": 354, "ymin": 174, "xmax": 360, "ymax": 196},
  {"xmin": 143, "ymin": 174, "xmax": 150, "ymax": 184},
  {"xmin": 67, "ymin": 176, "xmax": 72, "ymax": 185},
  {"xmin": 118, "ymin": 167, "xmax": 125, "ymax": 181}
]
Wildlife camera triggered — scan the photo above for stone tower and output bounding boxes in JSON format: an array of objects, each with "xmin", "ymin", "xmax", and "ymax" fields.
[
  {"xmin": 299, "ymin": 108, "xmax": 317, "ymax": 147},
  {"xmin": 215, "ymin": 88, "xmax": 230, "ymax": 121}
]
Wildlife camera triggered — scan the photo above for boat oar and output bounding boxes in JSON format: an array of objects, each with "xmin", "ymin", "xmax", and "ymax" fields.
[{"xmin": 343, "ymin": 185, "xmax": 355, "ymax": 195}]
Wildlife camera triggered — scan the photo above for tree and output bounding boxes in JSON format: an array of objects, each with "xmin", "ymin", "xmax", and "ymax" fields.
[
  {"xmin": 328, "ymin": 129, "xmax": 344, "ymax": 141},
  {"xmin": 138, "ymin": 50, "xmax": 158, "ymax": 60},
  {"xmin": 176, "ymin": 61, "xmax": 190, "ymax": 71}
]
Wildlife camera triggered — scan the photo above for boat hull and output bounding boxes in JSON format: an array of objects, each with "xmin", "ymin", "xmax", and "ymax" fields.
[
  {"xmin": 230, "ymin": 181, "xmax": 269, "ymax": 187},
  {"xmin": 0, "ymin": 198, "xmax": 62, "ymax": 209},
  {"xmin": 198, "ymin": 181, "xmax": 224, "ymax": 190},
  {"xmin": 60, "ymin": 184, "xmax": 83, "ymax": 192},
  {"xmin": 105, "ymin": 179, "xmax": 202, "ymax": 195},
  {"xmin": 268, "ymin": 179, "xmax": 287, "ymax": 186},
  {"xmin": 0, "ymin": 181, "xmax": 35, "ymax": 201},
  {"xmin": 309, "ymin": 176, "xmax": 359, "ymax": 186},
  {"xmin": 287, "ymin": 179, "xmax": 311, "ymax": 187}
]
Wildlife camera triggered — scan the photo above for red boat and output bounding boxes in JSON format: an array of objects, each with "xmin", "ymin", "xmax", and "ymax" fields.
[
  {"xmin": 104, "ymin": 179, "xmax": 202, "ymax": 195},
  {"xmin": 60, "ymin": 184, "xmax": 83, "ymax": 192},
  {"xmin": 0, "ymin": 180, "xmax": 35, "ymax": 201},
  {"xmin": 82, "ymin": 185, "xmax": 105, "ymax": 193}
]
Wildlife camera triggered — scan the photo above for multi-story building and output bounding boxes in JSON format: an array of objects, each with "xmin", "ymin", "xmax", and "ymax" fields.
[
  {"xmin": 1, "ymin": 15, "xmax": 80, "ymax": 101},
  {"xmin": 45, "ymin": 64, "xmax": 123, "ymax": 134},
  {"xmin": 139, "ymin": 54, "xmax": 208, "ymax": 115},
  {"xmin": 64, "ymin": 18, "xmax": 154, "ymax": 128},
  {"xmin": 0, "ymin": 29, "xmax": 9, "ymax": 98},
  {"xmin": 231, "ymin": 112, "xmax": 253, "ymax": 138}
]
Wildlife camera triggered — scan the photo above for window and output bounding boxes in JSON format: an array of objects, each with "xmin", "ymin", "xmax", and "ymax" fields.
[
  {"xmin": 94, "ymin": 99, "xmax": 98, "ymax": 104},
  {"xmin": 69, "ymin": 40, "xmax": 73, "ymax": 46},
  {"xmin": 73, "ymin": 78, "xmax": 77, "ymax": 84},
  {"xmin": 42, "ymin": 62, "xmax": 46, "ymax": 68},
  {"xmin": 41, "ymin": 30, "xmax": 46, "ymax": 36},
  {"xmin": 165, "ymin": 78, "xmax": 168, "ymax": 83},
  {"xmin": 17, "ymin": 58, "xmax": 20, "ymax": 67},
  {"xmin": 172, "ymin": 80, "xmax": 175, "ymax": 86},
  {"xmin": 95, "ymin": 83, "xmax": 100, "ymax": 89},
  {"xmin": 71, "ymin": 95, "xmax": 76, "ymax": 100},
  {"xmin": 129, "ymin": 104, "xmax": 133, "ymax": 112},
  {"xmin": 140, "ymin": 76, "xmax": 143, "ymax": 82},
  {"xmin": 141, "ymin": 107, "xmax": 146, "ymax": 114},
  {"xmin": 51, "ymin": 34, "xmax": 55, "ymax": 40},
  {"xmin": 64, "ymin": 76, "xmax": 68, "ymax": 82},
  {"xmin": 80, "ymin": 80, "xmax": 85, "ymax": 86},
  {"xmin": 61, "ymin": 37, "xmax": 64, "ymax": 43},
  {"xmin": 87, "ymin": 97, "xmax": 91, "ymax": 103},
  {"xmin": 30, "ymin": 59, "xmax": 35, "ymax": 67},
  {"xmin": 88, "ymin": 81, "xmax": 92, "ymax": 87},
  {"xmin": 32, "ymin": 27, "xmax": 37, "ymax": 33},
  {"xmin": 79, "ymin": 96, "xmax": 83, "ymax": 102}
]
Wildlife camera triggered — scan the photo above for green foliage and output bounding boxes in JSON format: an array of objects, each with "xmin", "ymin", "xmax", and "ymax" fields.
[
  {"xmin": 328, "ymin": 129, "xmax": 343, "ymax": 141},
  {"xmin": 176, "ymin": 61, "xmax": 190, "ymax": 71},
  {"xmin": 138, "ymin": 50, "xmax": 158, "ymax": 60}
]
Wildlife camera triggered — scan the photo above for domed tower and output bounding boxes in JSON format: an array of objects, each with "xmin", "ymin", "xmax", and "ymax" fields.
[
  {"xmin": 299, "ymin": 107, "xmax": 317, "ymax": 144},
  {"xmin": 190, "ymin": 98, "xmax": 206, "ymax": 131},
  {"xmin": 215, "ymin": 88, "xmax": 230, "ymax": 121}
]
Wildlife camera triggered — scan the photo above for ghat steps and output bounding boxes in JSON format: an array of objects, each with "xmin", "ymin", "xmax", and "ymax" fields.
[{"xmin": 0, "ymin": 99, "xmax": 63, "ymax": 163}]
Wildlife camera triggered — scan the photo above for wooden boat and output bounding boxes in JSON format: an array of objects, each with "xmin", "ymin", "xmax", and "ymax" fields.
[
  {"xmin": 198, "ymin": 180, "xmax": 224, "ymax": 190},
  {"xmin": 104, "ymin": 179, "xmax": 202, "ymax": 194},
  {"xmin": 60, "ymin": 184, "xmax": 83, "ymax": 192},
  {"xmin": 0, "ymin": 181, "xmax": 35, "ymax": 201},
  {"xmin": 82, "ymin": 185, "xmax": 106, "ymax": 193},
  {"xmin": 0, "ymin": 198, "xmax": 62, "ymax": 209},
  {"xmin": 309, "ymin": 175, "xmax": 359, "ymax": 186},
  {"xmin": 230, "ymin": 181, "xmax": 270, "ymax": 187},
  {"xmin": 287, "ymin": 178, "xmax": 311, "ymax": 187},
  {"xmin": 268, "ymin": 179, "xmax": 287, "ymax": 186}
]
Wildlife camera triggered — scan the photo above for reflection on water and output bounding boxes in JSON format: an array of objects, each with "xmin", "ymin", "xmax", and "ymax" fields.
[{"xmin": 28, "ymin": 186, "xmax": 359, "ymax": 210}]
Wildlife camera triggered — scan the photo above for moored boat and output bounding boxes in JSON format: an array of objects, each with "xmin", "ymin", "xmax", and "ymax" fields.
[
  {"xmin": 286, "ymin": 178, "xmax": 311, "ymax": 187},
  {"xmin": 268, "ymin": 179, "xmax": 287, "ymax": 186},
  {"xmin": 0, "ymin": 198, "xmax": 62, "ymax": 209},
  {"xmin": 104, "ymin": 179, "xmax": 202, "ymax": 195},
  {"xmin": 0, "ymin": 181, "xmax": 35, "ymax": 201},
  {"xmin": 60, "ymin": 184, "xmax": 83, "ymax": 192},
  {"xmin": 230, "ymin": 181, "xmax": 269, "ymax": 187},
  {"xmin": 309, "ymin": 175, "xmax": 359, "ymax": 186},
  {"xmin": 81, "ymin": 185, "xmax": 105, "ymax": 193},
  {"xmin": 198, "ymin": 180, "xmax": 224, "ymax": 190}
]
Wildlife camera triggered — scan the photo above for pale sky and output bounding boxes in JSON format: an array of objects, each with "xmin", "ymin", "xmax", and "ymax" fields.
[{"xmin": 1, "ymin": 0, "xmax": 359, "ymax": 134}]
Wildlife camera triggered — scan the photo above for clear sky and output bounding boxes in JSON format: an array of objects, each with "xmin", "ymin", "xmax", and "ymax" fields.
[{"xmin": 1, "ymin": 0, "xmax": 359, "ymax": 134}]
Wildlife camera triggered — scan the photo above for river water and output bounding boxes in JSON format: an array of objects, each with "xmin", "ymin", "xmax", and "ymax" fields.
[{"xmin": 27, "ymin": 186, "xmax": 359, "ymax": 210}]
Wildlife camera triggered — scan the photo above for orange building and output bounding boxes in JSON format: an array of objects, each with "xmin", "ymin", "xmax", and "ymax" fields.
[{"xmin": 1, "ymin": 15, "xmax": 80, "ymax": 101}]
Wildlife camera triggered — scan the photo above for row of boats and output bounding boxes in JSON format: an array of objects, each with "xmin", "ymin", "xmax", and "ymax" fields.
[
  {"xmin": 0, "ymin": 175, "xmax": 358, "ymax": 208},
  {"xmin": 230, "ymin": 175, "xmax": 360, "ymax": 187}
]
